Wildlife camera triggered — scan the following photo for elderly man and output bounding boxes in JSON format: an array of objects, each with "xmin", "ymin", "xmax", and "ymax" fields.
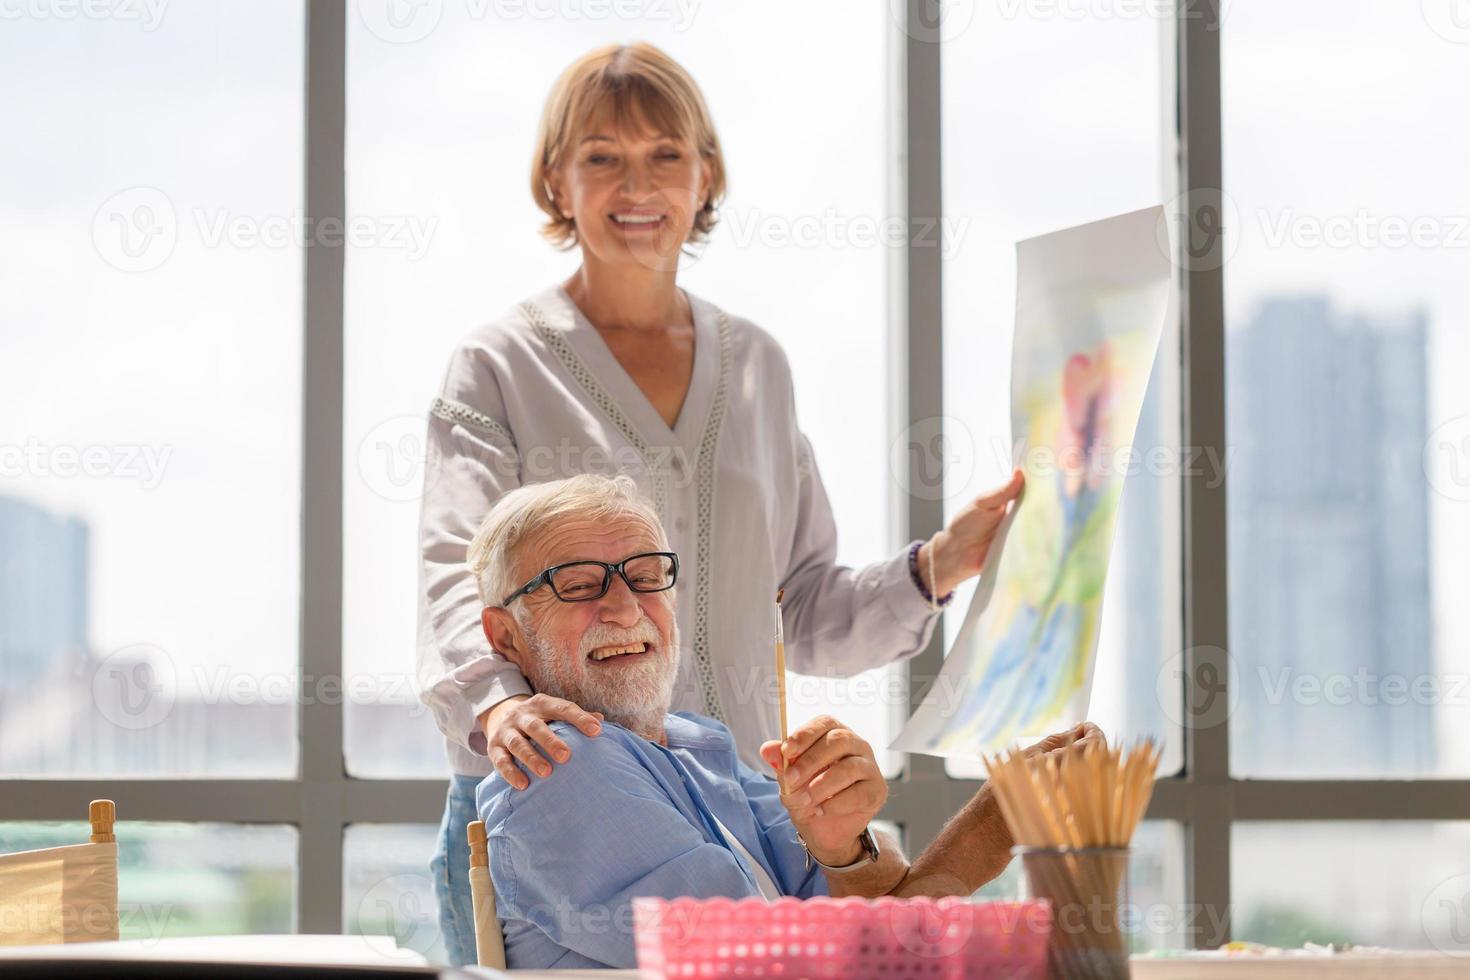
[{"xmin": 469, "ymin": 474, "xmax": 1102, "ymax": 970}]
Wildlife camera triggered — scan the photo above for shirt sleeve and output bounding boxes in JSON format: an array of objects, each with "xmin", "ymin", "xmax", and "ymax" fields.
[
  {"xmin": 483, "ymin": 729, "xmax": 764, "ymax": 969},
  {"xmin": 778, "ymin": 431, "xmax": 942, "ymax": 678},
  {"xmin": 735, "ymin": 761, "xmax": 828, "ymax": 899},
  {"xmin": 414, "ymin": 352, "xmax": 532, "ymax": 757}
]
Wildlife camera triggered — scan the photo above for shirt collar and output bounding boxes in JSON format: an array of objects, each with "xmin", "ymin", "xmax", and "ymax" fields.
[{"xmin": 661, "ymin": 711, "xmax": 735, "ymax": 752}]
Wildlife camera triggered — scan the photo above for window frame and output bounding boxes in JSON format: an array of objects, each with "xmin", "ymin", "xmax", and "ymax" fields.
[{"xmin": 5, "ymin": 0, "xmax": 1464, "ymax": 946}]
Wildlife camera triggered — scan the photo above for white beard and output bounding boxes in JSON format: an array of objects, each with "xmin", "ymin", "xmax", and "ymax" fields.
[{"xmin": 523, "ymin": 616, "xmax": 679, "ymax": 738}]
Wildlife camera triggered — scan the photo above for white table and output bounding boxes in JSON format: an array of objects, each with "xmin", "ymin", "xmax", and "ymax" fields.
[{"xmin": 1, "ymin": 937, "xmax": 1466, "ymax": 978}]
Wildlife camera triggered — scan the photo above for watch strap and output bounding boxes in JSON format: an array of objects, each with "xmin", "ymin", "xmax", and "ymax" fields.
[{"xmin": 797, "ymin": 825, "xmax": 880, "ymax": 873}]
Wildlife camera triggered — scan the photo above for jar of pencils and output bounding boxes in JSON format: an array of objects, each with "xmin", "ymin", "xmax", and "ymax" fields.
[{"xmin": 1014, "ymin": 845, "xmax": 1130, "ymax": 980}]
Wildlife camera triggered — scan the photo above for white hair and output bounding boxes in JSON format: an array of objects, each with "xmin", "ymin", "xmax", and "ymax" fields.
[{"xmin": 466, "ymin": 473, "xmax": 668, "ymax": 607}]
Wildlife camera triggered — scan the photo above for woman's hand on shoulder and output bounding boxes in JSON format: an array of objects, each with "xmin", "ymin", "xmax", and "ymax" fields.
[{"xmin": 480, "ymin": 693, "xmax": 603, "ymax": 790}]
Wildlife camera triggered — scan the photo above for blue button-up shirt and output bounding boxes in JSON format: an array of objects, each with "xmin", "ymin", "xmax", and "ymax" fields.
[{"xmin": 475, "ymin": 711, "xmax": 828, "ymax": 969}]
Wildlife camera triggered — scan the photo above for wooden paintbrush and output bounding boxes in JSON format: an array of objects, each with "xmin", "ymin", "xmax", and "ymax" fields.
[{"xmin": 774, "ymin": 588, "xmax": 789, "ymax": 779}]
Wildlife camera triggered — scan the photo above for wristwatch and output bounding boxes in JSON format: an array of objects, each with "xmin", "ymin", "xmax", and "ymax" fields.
[{"xmin": 797, "ymin": 825, "xmax": 881, "ymax": 872}]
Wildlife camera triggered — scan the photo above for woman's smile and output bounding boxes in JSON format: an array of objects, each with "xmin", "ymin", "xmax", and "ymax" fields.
[{"xmin": 609, "ymin": 211, "xmax": 668, "ymax": 233}]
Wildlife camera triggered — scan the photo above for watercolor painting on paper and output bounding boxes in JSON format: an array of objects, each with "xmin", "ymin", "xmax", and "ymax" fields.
[{"xmin": 893, "ymin": 206, "xmax": 1173, "ymax": 758}]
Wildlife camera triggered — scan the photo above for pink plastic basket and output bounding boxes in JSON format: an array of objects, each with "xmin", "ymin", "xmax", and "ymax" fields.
[{"xmin": 633, "ymin": 895, "xmax": 1052, "ymax": 979}]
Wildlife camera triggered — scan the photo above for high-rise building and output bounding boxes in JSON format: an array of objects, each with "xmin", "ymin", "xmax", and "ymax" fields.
[
  {"xmin": 0, "ymin": 494, "xmax": 89, "ymax": 690},
  {"xmin": 1226, "ymin": 295, "xmax": 1435, "ymax": 775}
]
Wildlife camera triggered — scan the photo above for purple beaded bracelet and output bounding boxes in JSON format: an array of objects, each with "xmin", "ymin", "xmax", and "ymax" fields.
[{"xmin": 907, "ymin": 540, "xmax": 955, "ymax": 609}]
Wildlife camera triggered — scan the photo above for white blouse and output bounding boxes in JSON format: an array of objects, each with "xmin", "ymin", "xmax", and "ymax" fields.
[{"xmin": 415, "ymin": 283, "xmax": 942, "ymax": 776}]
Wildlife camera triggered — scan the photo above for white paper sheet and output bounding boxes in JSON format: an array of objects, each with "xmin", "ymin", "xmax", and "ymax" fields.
[{"xmin": 893, "ymin": 206, "xmax": 1173, "ymax": 758}]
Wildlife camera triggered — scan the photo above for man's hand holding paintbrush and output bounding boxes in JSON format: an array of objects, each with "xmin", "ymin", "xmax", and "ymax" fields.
[
  {"xmin": 762, "ymin": 589, "xmax": 903, "ymax": 890},
  {"xmin": 760, "ymin": 715, "xmax": 892, "ymax": 872}
]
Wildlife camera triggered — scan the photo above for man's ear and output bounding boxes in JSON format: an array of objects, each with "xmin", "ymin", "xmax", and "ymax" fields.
[{"xmin": 482, "ymin": 606, "xmax": 527, "ymax": 671}]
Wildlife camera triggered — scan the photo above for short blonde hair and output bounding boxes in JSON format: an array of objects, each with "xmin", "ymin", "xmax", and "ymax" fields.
[
  {"xmin": 467, "ymin": 474, "xmax": 668, "ymax": 607},
  {"xmin": 530, "ymin": 42, "xmax": 727, "ymax": 250}
]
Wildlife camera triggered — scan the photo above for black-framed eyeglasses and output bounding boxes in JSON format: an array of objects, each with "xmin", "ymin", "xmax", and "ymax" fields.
[{"xmin": 500, "ymin": 551, "xmax": 679, "ymax": 606}]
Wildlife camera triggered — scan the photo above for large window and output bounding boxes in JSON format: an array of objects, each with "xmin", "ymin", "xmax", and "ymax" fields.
[
  {"xmin": 1234, "ymin": 822, "xmax": 1470, "ymax": 950},
  {"xmin": 1210, "ymin": 0, "xmax": 1470, "ymax": 950},
  {"xmin": 0, "ymin": 822, "xmax": 295, "ymax": 938},
  {"xmin": 1223, "ymin": 0, "xmax": 1470, "ymax": 780},
  {"xmin": 0, "ymin": 3, "xmax": 303, "ymax": 777},
  {"xmin": 4, "ymin": 0, "xmax": 1463, "ymax": 958},
  {"xmin": 939, "ymin": 0, "xmax": 1181, "ymax": 781}
]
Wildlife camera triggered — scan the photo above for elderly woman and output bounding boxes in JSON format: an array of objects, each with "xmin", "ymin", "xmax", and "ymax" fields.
[{"xmin": 416, "ymin": 41, "xmax": 1024, "ymax": 965}]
